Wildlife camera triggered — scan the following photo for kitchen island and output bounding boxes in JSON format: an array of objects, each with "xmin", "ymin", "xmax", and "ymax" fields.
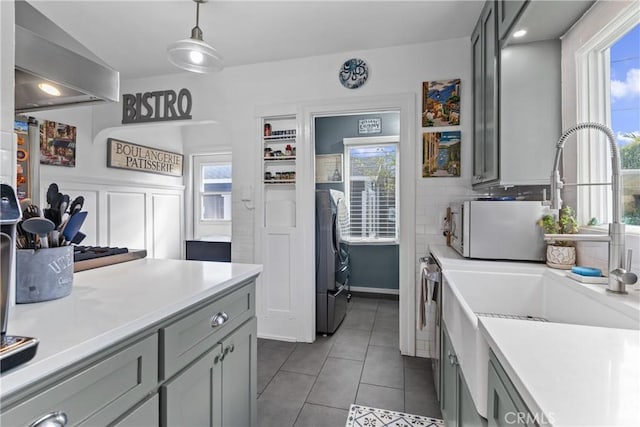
[{"xmin": 0, "ymin": 258, "xmax": 261, "ymax": 426}]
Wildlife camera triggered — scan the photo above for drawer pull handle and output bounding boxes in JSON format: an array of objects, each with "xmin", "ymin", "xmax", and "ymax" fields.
[
  {"xmin": 229, "ymin": 343, "xmax": 235, "ymax": 353},
  {"xmin": 214, "ymin": 354, "xmax": 220, "ymax": 365},
  {"xmin": 30, "ymin": 411, "xmax": 68, "ymax": 427},
  {"xmin": 210, "ymin": 312, "xmax": 229, "ymax": 328}
]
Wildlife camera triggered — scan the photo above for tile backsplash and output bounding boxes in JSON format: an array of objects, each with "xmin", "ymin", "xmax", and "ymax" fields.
[{"xmin": 577, "ymin": 232, "xmax": 640, "ymax": 276}]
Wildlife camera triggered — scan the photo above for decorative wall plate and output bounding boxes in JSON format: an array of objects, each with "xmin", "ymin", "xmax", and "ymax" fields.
[{"xmin": 339, "ymin": 58, "xmax": 369, "ymax": 89}]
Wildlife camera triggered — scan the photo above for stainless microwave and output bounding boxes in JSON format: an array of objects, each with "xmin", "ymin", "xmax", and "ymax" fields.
[{"xmin": 449, "ymin": 201, "xmax": 550, "ymax": 261}]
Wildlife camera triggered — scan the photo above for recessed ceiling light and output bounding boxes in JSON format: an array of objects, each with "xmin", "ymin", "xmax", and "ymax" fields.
[
  {"xmin": 38, "ymin": 83, "xmax": 61, "ymax": 96},
  {"xmin": 513, "ymin": 29, "xmax": 527, "ymax": 38}
]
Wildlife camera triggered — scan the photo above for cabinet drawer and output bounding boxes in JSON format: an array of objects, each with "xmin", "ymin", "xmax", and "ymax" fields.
[
  {"xmin": 161, "ymin": 282, "xmax": 254, "ymax": 380},
  {"xmin": 1, "ymin": 334, "xmax": 158, "ymax": 427}
]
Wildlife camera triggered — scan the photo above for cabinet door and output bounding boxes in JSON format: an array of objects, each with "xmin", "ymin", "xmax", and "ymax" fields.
[
  {"xmin": 472, "ymin": 19, "xmax": 484, "ymax": 184},
  {"xmin": 472, "ymin": 0, "xmax": 499, "ymax": 186},
  {"xmin": 488, "ymin": 361, "xmax": 526, "ymax": 427},
  {"xmin": 440, "ymin": 329, "xmax": 458, "ymax": 426},
  {"xmin": 220, "ymin": 318, "xmax": 257, "ymax": 427},
  {"xmin": 162, "ymin": 344, "xmax": 223, "ymax": 427},
  {"xmin": 114, "ymin": 394, "xmax": 159, "ymax": 427},
  {"xmin": 497, "ymin": 0, "xmax": 528, "ymax": 40},
  {"xmin": 481, "ymin": 0, "xmax": 499, "ymax": 184},
  {"xmin": 458, "ymin": 370, "xmax": 484, "ymax": 427}
]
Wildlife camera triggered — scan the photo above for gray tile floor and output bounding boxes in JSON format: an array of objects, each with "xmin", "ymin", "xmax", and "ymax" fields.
[{"xmin": 257, "ymin": 295, "xmax": 442, "ymax": 427}]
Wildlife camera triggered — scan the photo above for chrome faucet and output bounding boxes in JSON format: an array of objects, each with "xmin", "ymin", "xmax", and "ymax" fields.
[{"xmin": 546, "ymin": 122, "xmax": 637, "ymax": 294}]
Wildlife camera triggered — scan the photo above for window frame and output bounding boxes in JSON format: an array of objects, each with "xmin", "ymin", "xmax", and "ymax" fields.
[
  {"xmin": 193, "ymin": 154, "xmax": 232, "ymax": 225},
  {"xmin": 575, "ymin": 4, "xmax": 640, "ymax": 233},
  {"xmin": 343, "ymin": 135, "xmax": 400, "ymax": 244}
]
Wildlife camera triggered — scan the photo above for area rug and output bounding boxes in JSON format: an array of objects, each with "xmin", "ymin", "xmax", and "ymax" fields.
[{"xmin": 345, "ymin": 404, "xmax": 445, "ymax": 427}]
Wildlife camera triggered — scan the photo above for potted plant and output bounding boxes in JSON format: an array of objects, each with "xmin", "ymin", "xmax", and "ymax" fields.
[{"xmin": 537, "ymin": 206, "xmax": 579, "ymax": 269}]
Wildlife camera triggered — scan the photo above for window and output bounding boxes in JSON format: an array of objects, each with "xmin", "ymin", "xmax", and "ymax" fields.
[
  {"xmin": 610, "ymin": 24, "xmax": 640, "ymax": 225},
  {"xmin": 574, "ymin": 3, "xmax": 639, "ymax": 230},
  {"xmin": 344, "ymin": 136, "xmax": 398, "ymax": 242},
  {"xmin": 193, "ymin": 154, "xmax": 232, "ymax": 240},
  {"xmin": 200, "ymin": 163, "xmax": 232, "ymax": 221}
]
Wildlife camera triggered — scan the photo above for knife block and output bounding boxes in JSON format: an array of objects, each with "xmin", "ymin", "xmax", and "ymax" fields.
[{"xmin": 16, "ymin": 246, "xmax": 73, "ymax": 303}]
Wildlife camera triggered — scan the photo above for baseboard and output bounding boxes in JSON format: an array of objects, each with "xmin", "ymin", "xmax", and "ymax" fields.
[
  {"xmin": 257, "ymin": 333, "xmax": 297, "ymax": 342},
  {"xmin": 349, "ymin": 286, "xmax": 400, "ymax": 295}
]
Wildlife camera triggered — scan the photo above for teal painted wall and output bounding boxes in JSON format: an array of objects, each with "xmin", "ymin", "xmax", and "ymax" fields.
[{"xmin": 315, "ymin": 113, "xmax": 400, "ymax": 291}]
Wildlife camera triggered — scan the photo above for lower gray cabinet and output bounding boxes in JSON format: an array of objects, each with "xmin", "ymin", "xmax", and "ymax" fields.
[
  {"xmin": 162, "ymin": 317, "xmax": 257, "ymax": 427},
  {"xmin": 487, "ymin": 351, "xmax": 535, "ymax": 427},
  {"xmin": 0, "ymin": 334, "xmax": 158, "ymax": 427},
  {"xmin": 114, "ymin": 394, "xmax": 159, "ymax": 427},
  {"xmin": 441, "ymin": 325, "xmax": 487, "ymax": 427}
]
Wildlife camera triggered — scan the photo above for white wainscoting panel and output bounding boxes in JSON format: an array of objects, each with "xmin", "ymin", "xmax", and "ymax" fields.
[
  {"xmin": 40, "ymin": 176, "xmax": 184, "ymax": 259},
  {"xmin": 107, "ymin": 191, "xmax": 146, "ymax": 249},
  {"xmin": 152, "ymin": 193, "xmax": 182, "ymax": 259}
]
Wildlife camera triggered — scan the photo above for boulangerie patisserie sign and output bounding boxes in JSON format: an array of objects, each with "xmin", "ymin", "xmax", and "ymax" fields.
[{"xmin": 107, "ymin": 138, "xmax": 183, "ymax": 177}]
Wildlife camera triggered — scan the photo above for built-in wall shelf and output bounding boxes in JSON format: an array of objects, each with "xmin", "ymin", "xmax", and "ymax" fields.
[
  {"xmin": 256, "ymin": 112, "xmax": 304, "ymax": 342},
  {"xmin": 263, "ymin": 156, "xmax": 296, "ymax": 161}
]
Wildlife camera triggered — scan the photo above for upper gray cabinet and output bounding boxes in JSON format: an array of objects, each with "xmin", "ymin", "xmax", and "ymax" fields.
[
  {"xmin": 472, "ymin": 1, "xmax": 499, "ymax": 186},
  {"xmin": 471, "ymin": 0, "xmax": 594, "ymax": 189},
  {"xmin": 497, "ymin": 0, "xmax": 528, "ymax": 40}
]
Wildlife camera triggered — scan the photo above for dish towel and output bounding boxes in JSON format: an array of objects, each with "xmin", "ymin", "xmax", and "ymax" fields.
[
  {"xmin": 419, "ymin": 262, "xmax": 428, "ymax": 330},
  {"xmin": 418, "ymin": 261, "xmax": 436, "ymax": 331}
]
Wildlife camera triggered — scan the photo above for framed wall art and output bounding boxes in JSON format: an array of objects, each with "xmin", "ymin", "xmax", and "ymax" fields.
[
  {"xmin": 40, "ymin": 120, "xmax": 77, "ymax": 167},
  {"xmin": 315, "ymin": 154, "xmax": 343, "ymax": 183},
  {"xmin": 422, "ymin": 79, "xmax": 461, "ymax": 127},
  {"xmin": 422, "ymin": 131, "xmax": 461, "ymax": 177}
]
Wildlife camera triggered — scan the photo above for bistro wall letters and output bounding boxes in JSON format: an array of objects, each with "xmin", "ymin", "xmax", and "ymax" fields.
[
  {"xmin": 107, "ymin": 138, "xmax": 183, "ymax": 177},
  {"xmin": 121, "ymin": 88, "xmax": 192, "ymax": 124}
]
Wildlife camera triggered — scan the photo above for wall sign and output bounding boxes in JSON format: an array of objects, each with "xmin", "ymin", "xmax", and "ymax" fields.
[
  {"xmin": 358, "ymin": 118, "xmax": 381, "ymax": 134},
  {"xmin": 107, "ymin": 138, "xmax": 183, "ymax": 177},
  {"xmin": 121, "ymin": 88, "xmax": 192, "ymax": 124}
]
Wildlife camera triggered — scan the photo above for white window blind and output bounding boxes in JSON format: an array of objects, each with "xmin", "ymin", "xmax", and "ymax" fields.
[{"xmin": 345, "ymin": 141, "xmax": 398, "ymax": 242}]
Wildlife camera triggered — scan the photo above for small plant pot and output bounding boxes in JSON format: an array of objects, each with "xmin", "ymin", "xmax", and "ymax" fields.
[{"xmin": 546, "ymin": 245, "xmax": 576, "ymax": 269}]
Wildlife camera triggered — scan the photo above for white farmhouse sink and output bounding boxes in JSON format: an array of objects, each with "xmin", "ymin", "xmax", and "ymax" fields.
[{"xmin": 442, "ymin": 267, "xmax": 640, "ymax": 418}]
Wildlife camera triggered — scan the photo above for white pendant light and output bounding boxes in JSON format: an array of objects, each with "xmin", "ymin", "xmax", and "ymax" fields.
[{"xmin": 167, "ymin": 0, "xmax": 223, "ymax": 73}]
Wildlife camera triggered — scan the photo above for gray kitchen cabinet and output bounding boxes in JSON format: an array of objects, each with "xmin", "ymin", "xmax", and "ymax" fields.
[
  {"xmin": 114, "ymin": 394, "xmax": 159, "ymax": 427},
  {"xmin": 163, "ymin": 344, "xmax": 223, "ymax": 427},
  {"xmin": 488, "ymin": 350, "xmax": 535, "ymax": 427},
  {"xmin": 441, "ymin": 325, "xmax": 487, "ymax": 427},
  {"xmin": 162, "ymin": 317, "xmax": 257, "ymax": 427},
  {"xmin": 472, "ymin": 0, "xmax": 499, "ymax": 186},
  {"xmin": 497, "ymin": 0, "xmax": 528, "ymax": 40},
  {"xmin": 472, "ymin": 0, "xmax": 562, "ymax": 189},
  {"xmin": 1, "ymin": 279, "xmax": 257, "ymax": 427},
  {"xmin": 0, "ymin": 334, "xmax": 158, "ymax": 427}
]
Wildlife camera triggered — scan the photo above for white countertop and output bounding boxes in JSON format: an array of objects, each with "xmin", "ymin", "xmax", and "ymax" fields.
[
  {"xmin": 479, "ymin": 318, "xmax": 640, "ymax": 427},
  {"xmin": 0, "ymin": 258, "xmax": 262, "ymax": 398},
  {"xmin": 429, "ymin": 243, "xmax": 640, "ymax": 426}
]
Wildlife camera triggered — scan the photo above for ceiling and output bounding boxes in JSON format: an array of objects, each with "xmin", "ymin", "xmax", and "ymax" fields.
[{"xmin": 27, "ymin": 0, "xmax": 485, "ymax": 79}]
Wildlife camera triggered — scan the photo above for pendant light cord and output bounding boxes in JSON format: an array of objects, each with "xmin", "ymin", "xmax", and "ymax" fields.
[{"xmin": 195, "ymin": 1, "xmax": 200, "ymax": 28}]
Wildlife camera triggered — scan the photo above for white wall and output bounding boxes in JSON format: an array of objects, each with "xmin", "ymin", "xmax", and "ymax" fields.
[{"xmin": 0, "ymin": 0, "xmax": 15, "ymax": 184}]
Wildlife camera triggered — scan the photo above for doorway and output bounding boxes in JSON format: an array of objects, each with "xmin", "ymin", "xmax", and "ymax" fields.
[{"xmin": 300, "ymin": 94, "xmax": 416, "ymax": 355}]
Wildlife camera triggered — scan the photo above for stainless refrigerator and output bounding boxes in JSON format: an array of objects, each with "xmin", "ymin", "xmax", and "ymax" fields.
[{"xmin": 315, "ymin": 190, "xmax": 350, "ymax": 334}]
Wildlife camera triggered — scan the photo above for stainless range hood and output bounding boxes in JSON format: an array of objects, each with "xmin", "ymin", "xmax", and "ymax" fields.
[{"xmin": 14, "ymin": 1, "xmax": 119, "ymax": 113}]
